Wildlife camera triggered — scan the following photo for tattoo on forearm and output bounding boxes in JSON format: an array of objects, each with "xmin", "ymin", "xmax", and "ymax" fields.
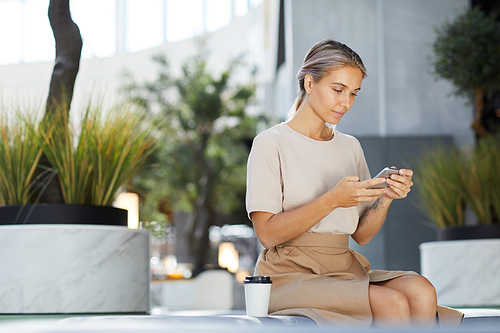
[
  {"xmin": 359, "ymin": 198, "xmax": 385, "ymax": 227},
  {"xmin": 371, "ymin": 198, "xmax": 383, "ymax": 210}
]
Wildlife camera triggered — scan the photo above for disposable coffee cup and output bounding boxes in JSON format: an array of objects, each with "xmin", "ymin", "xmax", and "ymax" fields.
[{"xmin": 243, "ymin": 276, "xmax": 272, "ymax": 317}]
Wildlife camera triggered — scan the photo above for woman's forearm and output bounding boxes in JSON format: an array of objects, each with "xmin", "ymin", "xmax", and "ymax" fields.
[
  {"xmin": 251, "ymin": 192, "xmax": 338, "ymax": 249},
  {"xmin": 351, "ymin": 196, "xmax": 393, "ymax": 245},
  {"xmin": 252, "ymin": 176, "xmax": 387, "ymax": 248}
]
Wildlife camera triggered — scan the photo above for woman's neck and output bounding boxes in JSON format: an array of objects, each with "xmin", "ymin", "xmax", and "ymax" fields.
[{"xmin": 287, "ymin": 110, "xmax": 333, "ymax": 141}]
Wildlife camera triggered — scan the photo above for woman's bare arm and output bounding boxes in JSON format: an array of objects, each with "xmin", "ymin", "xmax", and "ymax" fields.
[
  {"xmin": 351, "ymin": 169, "xmax": 414, "ymax": 245},
  {"xmin": 251, "ymin": 176, "xmax": 386, "ymax": 248}
]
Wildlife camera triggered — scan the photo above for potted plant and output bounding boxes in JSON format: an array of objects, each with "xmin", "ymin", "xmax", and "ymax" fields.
[
  {"xmin": 416, "ymin": 138, "xmax": 500, "ymax": 307},
  {"xmin": 419, "ymin": 5, "xmax": 500, "ymax": 308},
  {"xmin": 415, "ymin": 138, "xmax": 500, "ymax": 240},
  {"xmin": 429, "ymin": 7, "xmax": 500, "ymax": 138},
  {"xmin": 0, "ymin": 0, "xmax": 161, "ymax": 315},
  {"xmin": 0, "ymin": 101, "xmax": 159, "ymax": 226},
  {"xmin": 0, "ymin": 101, "xmax": 159, "ymax": 315}
]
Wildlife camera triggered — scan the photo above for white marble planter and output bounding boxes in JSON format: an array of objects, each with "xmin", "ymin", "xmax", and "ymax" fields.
[
  {"xmin": 420, "ymin": 239, "xmax": 500, "ymax": 307},
  {"xmin": 0, "ymin": 224, "xmax": 150, "ymax": 314}
]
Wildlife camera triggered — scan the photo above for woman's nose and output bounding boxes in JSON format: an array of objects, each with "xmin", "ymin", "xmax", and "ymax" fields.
[{"xmin": 339, "ymin": 93, "xmax": 349, "ymax": 108}]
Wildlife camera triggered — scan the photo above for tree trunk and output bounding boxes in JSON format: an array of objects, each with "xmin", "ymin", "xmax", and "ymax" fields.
[
  {"xmin": 46, "ymin": 0, "xmax": 82, "ymax": 115},
  {"xmin": 471, "ymin": 88, "xmax": 490, "ymax": 139},
  {"xmin": 36, "ymin": 0, "xmax": 82, "ymax": 204},
  {"xmin": 186, "ymin": 131, "xmax": 216, "ymax": 277}
]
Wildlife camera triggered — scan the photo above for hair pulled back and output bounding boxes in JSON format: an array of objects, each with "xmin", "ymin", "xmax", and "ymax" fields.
[{"xmin": 289, "ymin": 39, "xmax": 367, "ymax": 119}]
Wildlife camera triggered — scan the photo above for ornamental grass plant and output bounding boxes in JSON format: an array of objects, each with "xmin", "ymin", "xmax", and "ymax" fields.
[
  {"xmin": 38, "ymin": 105, "xmax": 94, "ymax": 205},
  {"xmin": 415, "ymin": 147, "xmax": 464, "ymax": 228},
  {"xmin": 416, "ymin": 138, "xmax": 500, "ymax": 228},
  {"xmin": 0, "ymin": 110, "xmax": 43, "ymax": 205},
  {"xmin": 459, "ymin": 138, "xmax": 500, "ymax": 225},
  {"xmin": 0, "ymin": 100, "xmax": 159, "ymax": 207},
  {"xmin": 85, "ymin": 103, "xmax": 159, "ymax": 206}
]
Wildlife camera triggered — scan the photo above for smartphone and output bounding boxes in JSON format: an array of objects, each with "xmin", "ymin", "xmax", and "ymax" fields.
[{"xmin": 367, "ymin": 167, "xmax": 399, "ymax": 189}]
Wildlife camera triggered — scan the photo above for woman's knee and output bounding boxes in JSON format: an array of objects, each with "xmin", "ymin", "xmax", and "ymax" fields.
[
  {"xmin": 386, "ymin": 289, "xmax": 411, "ymax": 317},
  {"xmin": 369, "ymin": 285, "xmax": 410, "ymax": 321},
  {"xmin": 404, "ymin": 276, "xmax": 437, "ymax": 305}
]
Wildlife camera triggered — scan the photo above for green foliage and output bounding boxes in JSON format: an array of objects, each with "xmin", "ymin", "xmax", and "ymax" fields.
[
  {"xmin": 429, "ymin": 7, "xmax": 500, "ymax": 102},
  {"xmin": 123, "ymin": 44, "xmax": 265, "ymax": 226},
  {"xmin": 459, "ymin": 138, "xmax": 500, "ymax": 225},
  {"xmin": 415, "ymin": 147, "xmax": 465, "ymax": 228},
  {"xmin": 0, "ymin": 110, "xmax": 43, "ymax": 205},
  {"xmin": 84, "ymin": 103, "xmax": 160, "ymax": 206},
  {"xmin": 38, "ymin": 106, "xmax": 93, "ymax": 205},
  {"xmin": 415, "ymin": 138, "xmax": 500, "ymax": 228},
  {"xmin": 6, "ymin": 100, "xmax": 161, "ymax": 206}
]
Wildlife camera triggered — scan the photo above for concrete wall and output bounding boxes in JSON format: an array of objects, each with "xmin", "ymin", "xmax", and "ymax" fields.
[
  {"xmin": 275, "ymin": 0, "xmax": 473, "ymax": 147},
  {"xmin": 267, "ymin": 0, "xmax": 474, "ymax": 273}
]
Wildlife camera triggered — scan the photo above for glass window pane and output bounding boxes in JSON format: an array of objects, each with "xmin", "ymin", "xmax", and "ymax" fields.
[
  {"xmin": 23, "ymin": 0, "xmax": 55, "ymax": 63},
  {"xmin": 126, "ymin": 0, "xmax": 163, "ymax": 52},
  {"xmin": 0, "ymin": 0, "xmax": 22, "ymax": 64},
  {"xmin": 235, "ymin": 0, "xmax": 248, "ymax": 17},
  {"xmin": 70, "ymin": 0, "xmax": 116, "ymax": 58},
  {"xmin": 249, "ymin": 0, "xmax": 262, "ymax": 7},
  {"xmin": 206, "ymin": 0, "xmax": 231, "ymax": 32},
  {"xmin": 166, "ymin": 0, "xmax": 203, "ymax": 42}
]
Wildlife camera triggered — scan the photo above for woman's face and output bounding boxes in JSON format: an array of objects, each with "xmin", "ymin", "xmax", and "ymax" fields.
[{"xmin": 304, "ymin": 66, "xmax": 363, "ymax": 125}]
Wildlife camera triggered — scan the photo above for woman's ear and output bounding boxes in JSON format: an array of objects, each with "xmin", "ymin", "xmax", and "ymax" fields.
[{"xmin": 304, "ymin": 74, "xmax": 314, "ymax": 94}]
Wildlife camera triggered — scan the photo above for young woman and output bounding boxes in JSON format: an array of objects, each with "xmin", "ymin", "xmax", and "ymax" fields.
[{"xmin": 246, "ymin": 39, "xmax": 463, "ymax": 327}]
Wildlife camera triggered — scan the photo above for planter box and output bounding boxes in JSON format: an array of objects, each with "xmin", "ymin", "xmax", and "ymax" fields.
[
  {"xmin": 437, "ymin": 224, "xmax": 500, "ymax": 241},
  {"xmin": 420, "ymin": 239, "xmax": 500, "ymax": 307},
  {"xmin": 0, "ymin": 224, "xmax": 150, "ymax": 314},
  {"xmin": 0, "ymin": 204, "xmax": 127, "ymax": 226}
]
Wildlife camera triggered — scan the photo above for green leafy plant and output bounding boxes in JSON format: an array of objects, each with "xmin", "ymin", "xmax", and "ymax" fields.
[
  {"xmin": 0, "ymin": 110, "xmax": 43, "ymax": 205},
  {"xmin": 460, "ymin": 138, "xmax": 500, "ymax": 225},
  {"xmin": 415, "ymin": 147, "xmax": 465, "ymax": 228},
  {"xmin": 416, "ymin": 138, "xmax": 500, "ymax": 228},
  {"xmin": 0, "ymin": 100, "xmax": 160, "ymax": 207},
  {"xmin": 38, "ymin": 106, "xmax": 93, "ymax": 205},
  {"xmin": 86, "ymin": 103, "xmax": 160, "ymax": 206},
  {"xmin": 123, "ymin": 42, "xmax": 266, "ymax": 274},
  {"xmin": 429, "ymin": 7, "xmax": 500, "ymax": 137}
]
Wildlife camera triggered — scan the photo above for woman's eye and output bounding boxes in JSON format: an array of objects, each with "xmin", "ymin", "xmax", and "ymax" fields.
[
  {"xmin": 351, "ymin": 92, "xmax": 358, "ymax": 97},
  {"xmin": 333, "ymin": 89, "xmax": 342, "ymax": 93}
]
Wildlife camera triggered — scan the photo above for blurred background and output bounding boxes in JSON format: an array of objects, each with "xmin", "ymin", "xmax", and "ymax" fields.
[{"xmin": 1, "ymin": 0, "xmax": 499, "ymax": 312}]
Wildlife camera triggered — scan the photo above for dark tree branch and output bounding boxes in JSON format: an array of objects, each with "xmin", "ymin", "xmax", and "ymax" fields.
[
  {"xmin": 46, "ymin": 0, "xmax": 82, "ymax": 114},
  {"xmin": 36, "ymin": 0, "xmax": 82, "ymax": 204}
]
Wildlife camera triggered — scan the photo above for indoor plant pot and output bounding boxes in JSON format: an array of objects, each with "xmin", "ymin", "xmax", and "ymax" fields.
[
  {"xmin": 416, "ymin": 137, "xmax": 500, "ymax": 307},
  {"xmin": 0, "ymin": 204, "xmax": 127, "ymax": 226},
  {"xmin": 0, "ymin": 103, "xmax": 158, "ymax": 314}
]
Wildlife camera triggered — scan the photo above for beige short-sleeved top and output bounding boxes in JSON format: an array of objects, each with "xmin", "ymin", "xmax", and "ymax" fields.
[{"xmin": 246, "ymin": 122, "xmax": 372, "ymax": 234}]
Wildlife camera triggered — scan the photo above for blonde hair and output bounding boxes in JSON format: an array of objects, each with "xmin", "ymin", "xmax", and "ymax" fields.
[{"xmin": 288, "ymin": 39, "xmax": 367, "ymax": 120}]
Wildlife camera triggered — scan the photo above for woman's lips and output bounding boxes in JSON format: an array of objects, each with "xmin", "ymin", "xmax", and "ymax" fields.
[{"xmin": 332, "ymin": 111, "xmax": 344, "ymax": 118}]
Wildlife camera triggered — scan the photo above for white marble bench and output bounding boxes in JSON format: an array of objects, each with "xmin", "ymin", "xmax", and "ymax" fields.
[{"xmin": 0, "ymin": 309, "xmax": 499, "ymax": 332}]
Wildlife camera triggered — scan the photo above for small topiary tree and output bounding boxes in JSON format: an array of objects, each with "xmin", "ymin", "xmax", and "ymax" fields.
[{"xmin": 429, "ymin": 7, "xmax": 500, "ymax": 138}]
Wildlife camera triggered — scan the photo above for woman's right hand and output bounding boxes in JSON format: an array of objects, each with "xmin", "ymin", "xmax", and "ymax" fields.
[{"xmin": 328, "ymin": 176, "xmax": 386, "ymax": 209}]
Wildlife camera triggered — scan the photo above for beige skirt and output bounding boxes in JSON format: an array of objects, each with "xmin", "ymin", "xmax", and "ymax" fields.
[{"xmin": 255, "ymin": 232, "xmax": 463, "ymax": 327}]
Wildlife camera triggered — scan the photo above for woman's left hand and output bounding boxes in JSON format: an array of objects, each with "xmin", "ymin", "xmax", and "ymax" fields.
[{"xmin": 383, "ymin": 168, "xmax": 413, "ymax": 199}]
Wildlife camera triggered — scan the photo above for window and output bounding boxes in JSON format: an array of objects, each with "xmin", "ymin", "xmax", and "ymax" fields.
[
  {"xmin": 126, "ymin": 0, "xmax": 164, "ymax": 52},
  {"xmin": 166, "ymin": 0, "xmax": 204, "ymax": 42},
  {"xmin": 0, "ymin": 0, "xmax": 257, "ymax": 65},
  {"xmin": 235, "ymin": 0, "xmax": 249, "ymax": 17},
  {"xmin": 206, "ymin": 0, "xmax": 231, "ymax": 32},
  {"xmin": 23, "ymin": 0, "xmax": 54, "ymax": 63},
  {"xmin": 0, "ymin": 0, "xmax": 22, "ymax": 64},
  {"xmin": 70, "ymin": 0, "xmax": 116, "ymax": 58}
]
